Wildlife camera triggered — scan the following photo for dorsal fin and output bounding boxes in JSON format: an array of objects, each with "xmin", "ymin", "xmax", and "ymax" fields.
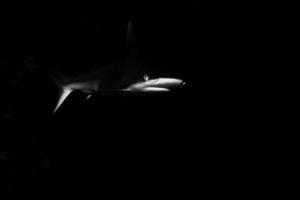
[{"xmin": 126, "ymin": 21, "xmax": 138, "ymax": 55}]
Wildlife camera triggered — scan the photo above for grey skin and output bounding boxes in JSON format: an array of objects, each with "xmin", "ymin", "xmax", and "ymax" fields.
[{"xmin": 47, "ymin": 21, "xmax": 185, "ymax": 114}]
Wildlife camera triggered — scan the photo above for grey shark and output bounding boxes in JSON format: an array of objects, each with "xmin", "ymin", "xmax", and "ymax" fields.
[{"xmin": 48, "ymin": 21, "xmax": 185, "ymax": 114}]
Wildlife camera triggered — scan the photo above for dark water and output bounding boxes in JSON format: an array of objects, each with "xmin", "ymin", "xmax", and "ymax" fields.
[
  {"xmin": 0, "ymin": 1, "xmax": 266, "ymax": 198},
  {"xmin": 0, "ymin": 2, "xmax": 196, "ymax": 199},
  {"xmin": 38, "ymin": 89, "xmax": 192, "ymax": 198}
]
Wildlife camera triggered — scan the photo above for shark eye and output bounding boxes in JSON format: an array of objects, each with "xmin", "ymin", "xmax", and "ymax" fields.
[{"xmin": 144, "ymin": 74, "xmax": 149, "ymax": 81}]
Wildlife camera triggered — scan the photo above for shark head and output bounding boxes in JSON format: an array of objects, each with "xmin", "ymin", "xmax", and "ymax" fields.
[{"xmin": 123, "ymin": 22, "xmax": 185, "ymax": 92}]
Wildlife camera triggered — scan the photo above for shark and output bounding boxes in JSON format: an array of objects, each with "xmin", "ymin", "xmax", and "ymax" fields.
[{"xmin": 46, "ymin": 21, "xmax": 186, "ymax": 114}]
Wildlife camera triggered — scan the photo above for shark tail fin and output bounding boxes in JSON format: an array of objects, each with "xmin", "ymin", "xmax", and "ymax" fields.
[{"xmin": 47, "ymin": 67, "xmax": 73, "ymax": 114}]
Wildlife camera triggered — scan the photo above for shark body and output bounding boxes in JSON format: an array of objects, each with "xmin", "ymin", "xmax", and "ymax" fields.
[{"xmin": 50, "ymin": 21, "xmax": 185, "ymax": 114}]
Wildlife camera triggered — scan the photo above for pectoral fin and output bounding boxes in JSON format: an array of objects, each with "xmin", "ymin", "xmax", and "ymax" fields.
[{"xmin": 53, "ymin": 87, "xmax": 73, "ymax": 114}]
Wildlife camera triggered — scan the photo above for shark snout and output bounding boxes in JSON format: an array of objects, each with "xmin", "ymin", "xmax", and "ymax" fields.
[
  {"xmin": 149, "ymin": 78, "xmax": 183, "ymax": 88},
  {"xmin": 125, "ymin": 78, "xmax": 185, "ymax": 92}
]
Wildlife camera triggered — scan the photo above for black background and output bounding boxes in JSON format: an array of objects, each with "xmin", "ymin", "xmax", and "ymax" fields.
[
  {"xmin": 0, "ymin": 2, "xmax": 199, "ymax": 199},
  {"xmin": 0, "ymin": 1, "xmax": 277, "ymax": 199}
]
